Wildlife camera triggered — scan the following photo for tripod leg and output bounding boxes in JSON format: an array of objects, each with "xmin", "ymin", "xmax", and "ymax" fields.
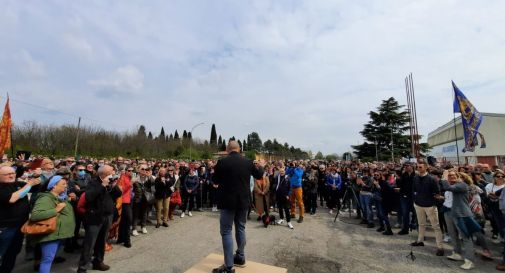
[{"xmin": 334, "ymin": 188, "xmax": 349, "ymax": 222}]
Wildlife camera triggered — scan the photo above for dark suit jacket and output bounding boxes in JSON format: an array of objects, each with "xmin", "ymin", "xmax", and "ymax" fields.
[{"xmin": 212, "ymin": 151, "xmax": 264, "ymax": 210}]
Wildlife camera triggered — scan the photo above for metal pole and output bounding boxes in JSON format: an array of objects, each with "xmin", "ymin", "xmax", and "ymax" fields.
[
  {"xmin": 409, "ymin": 73, "xmax": 420, "ymax": 158},
  {"xmin": 452, "ymin": 89, "xmax": 461, "ymax": 166},
  {"xmin": 74, "ymin": 117, "xmax": 81, "ymax": 158},
  {"xmin": 405, "ymin": 77, "xmax": 415, "ymax": 158}
]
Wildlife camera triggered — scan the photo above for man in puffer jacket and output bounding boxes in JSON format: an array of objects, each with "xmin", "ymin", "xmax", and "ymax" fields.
[{"xmin": 286, "ymin": 162, "xmax": 305, "ymax": 223}]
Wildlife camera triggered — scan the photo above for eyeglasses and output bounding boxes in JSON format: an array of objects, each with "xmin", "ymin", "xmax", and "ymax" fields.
[
  {"xmin": 140, "ymin": 168, "xmax": 146, "ymax": 171},
  {"xmin": 0, "ymin": 172, "xmax": 16, "ymax": 176},
  {"xmin": 127, "ymin": 170, "xmax": 134, "ymax": 172},
  {"xmin": 496, "ymin": 175, "xmax": 505, "ymax": 179},
  {"xmin": 77, "ymin": 169, "xmax": 85, "ymax": 171}
]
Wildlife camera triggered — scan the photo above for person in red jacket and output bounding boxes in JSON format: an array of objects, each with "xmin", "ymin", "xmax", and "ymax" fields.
[{"xmin": 116, "ymin": 165, "xmax": 133, "ymax": 248}]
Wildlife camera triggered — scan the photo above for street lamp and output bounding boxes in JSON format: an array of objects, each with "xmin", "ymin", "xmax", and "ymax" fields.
[{"xmin": 189, "ymin": 122, "xmax": 204, "ymax": 161}]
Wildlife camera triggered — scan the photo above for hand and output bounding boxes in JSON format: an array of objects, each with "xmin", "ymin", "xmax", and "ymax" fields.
[
  {"xmin": 55, "ymin": 202, "xmax": 66, "ymax": 212},
  {"xmin": 212, "ymin": 184, "xmax": 219, "ymax": 189},
  {"xmin": 74, "ymin": 185, "xmax": 80, "ymax": 191},
  {"xmin": 170, "ymin": 186, "xmax": 175, "ymax": 192},
  {"xmin": 489, "ymin": 192, "xmax": 498, "ymax": 199},
  {"xmin": 286, "ymin": 196, "xmax": 290, "ymax": 200},
  {"xmin": 188, "ymin": 189, "xmax": 192, "ymax": 194},
  {"xmin": 28, "ymin": 178, "xmax": 41, "ymax": 187},
  {"xmin": 17, "ymin": 153, "xmax": 25, "ymax": 161},
  {"xmin": 68, "ymin": 193, "xmax": 77, "ymax": 201}
]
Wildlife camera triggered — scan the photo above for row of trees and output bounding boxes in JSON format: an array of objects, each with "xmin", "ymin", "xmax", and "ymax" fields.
[{"xmin": 11, "ymin": 122, "xmax": 310, "ymax": 160}]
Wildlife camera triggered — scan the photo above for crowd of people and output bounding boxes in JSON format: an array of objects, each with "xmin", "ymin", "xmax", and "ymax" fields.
[{"xmin": 1, "ymin": 154, "xmax": 505, "ymax": 272}]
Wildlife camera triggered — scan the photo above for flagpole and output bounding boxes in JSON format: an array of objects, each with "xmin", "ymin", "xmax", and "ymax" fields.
[{"xmin": 452, "ymin": 87, "xmax": 461, "ymax": 166}]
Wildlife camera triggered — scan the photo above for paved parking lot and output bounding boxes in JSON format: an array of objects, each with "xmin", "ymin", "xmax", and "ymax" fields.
[{"xmin": 13, "ymin": 208, "xmax": 500, "ymax": 273}]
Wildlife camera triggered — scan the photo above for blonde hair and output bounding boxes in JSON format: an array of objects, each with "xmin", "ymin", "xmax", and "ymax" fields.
[{"xmin": 458, "ymin": 172, "xmax": 474, "ymax": 186}]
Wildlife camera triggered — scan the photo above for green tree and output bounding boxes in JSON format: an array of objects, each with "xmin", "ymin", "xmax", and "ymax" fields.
[
  {"xmin": 147, "ymin": 131, "xmax": 153, "ymax": 140},
  {"xmin": 183, "ymin": 130, "xmax": 188, "ymax": 139},
  {"xmin": 247, "ymin": 132, "xmax": 262, "ymax": 151},
  {"xmin": 159, "ymin": 127, "xmax": 165, "ymax": 140},
  {"xmin": 352, "ymin": 97, "xmax": 427, "ymax": 161},
  {"xmin": 174, "ymin": 130, "xmax": 180, "ymax": 140},
  {"xmin": 137, "ymin": 125, "xmax": 147, "ymax": 138},
  {"xmin": 210, "ymin": 124, "xmax": 217, "ymax": 146},
  {"xmin": 315, "ymin": 151, "xmax": 324, "ymax": 160}
]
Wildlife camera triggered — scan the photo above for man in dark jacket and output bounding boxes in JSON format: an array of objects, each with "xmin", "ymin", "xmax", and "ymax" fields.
[
  {"xmin": 396, "ymin": 162, "xmax": 416, "ymax": 235},
  {"xmin": 212, "ymin": 141, "xmax": 264, "ymax": 273},
  {"xmin": 410, "ymin": 161, "xmax": 444, "ymax": 256},
  {"xmin": 77, "ymin": 165, "xmax": 122, "ymax": 273}
]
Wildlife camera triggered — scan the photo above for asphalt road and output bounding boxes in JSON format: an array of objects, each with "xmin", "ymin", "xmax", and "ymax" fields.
[{"xmin": 13, "ymin": 208, "xmax": 501, "ymax": 273}]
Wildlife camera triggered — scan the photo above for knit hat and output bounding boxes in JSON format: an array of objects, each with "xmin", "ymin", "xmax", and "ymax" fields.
[{"xmin": 47, "ymin": 175, "xmax": 63, "ymax": 190}]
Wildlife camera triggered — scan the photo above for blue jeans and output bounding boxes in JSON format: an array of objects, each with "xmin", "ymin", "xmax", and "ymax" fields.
[
  {"xmin": 0, "ymin": 226, "xmax": 24, "ymax": 273},
  {"xmin": 359, "ymin": 193, "xmax": 373, "ymax": 223},
  {"xmin": 399, "ymin": 196, "xmax": 416, "ymax": 231},
  {"xmin": 375, "ymin": 200, "xmax": 390, "ymax": 227},
  {"xmin": 220, "ymin": 208, "xmax": 247, "ymax": 269},
  {"xmin": 40, "ymin": 240, "xmax": 61, "ymax": 273}
]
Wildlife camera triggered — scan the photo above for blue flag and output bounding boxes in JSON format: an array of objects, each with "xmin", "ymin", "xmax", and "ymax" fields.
[{"xmin": 452, "ymin": 81, "xmax": 485, "ymax": 152}]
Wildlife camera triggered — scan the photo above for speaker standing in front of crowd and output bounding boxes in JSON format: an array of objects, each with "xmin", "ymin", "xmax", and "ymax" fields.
[{"xmin": 211, "ymin": 141, "xmax": 264, "ymax": 273}]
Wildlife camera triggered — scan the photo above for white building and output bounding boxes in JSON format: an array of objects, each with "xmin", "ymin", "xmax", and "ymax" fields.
[{"xmin": 427, "ymin": 113, "xmax": 505, "ymax": 167}]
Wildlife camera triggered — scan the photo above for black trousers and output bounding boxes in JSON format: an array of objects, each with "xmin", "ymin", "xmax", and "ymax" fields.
[
  {"xmin": 78, "ymin": 216, "xmax": 112, "ymax": 271},
  {"xmin": 182, "ymin": 191, "xmax": 197, "ymax": 212},
  {"xmin": 277, "ymin": 196, "xmax": 291, "ymax": 222},
  {"xmin": 306, "ymin": 191, "xmax": 318, "ymax": 213},
  {"xmin": 117, "ymin": 203, "xmax": 132, "ymax": 244}
]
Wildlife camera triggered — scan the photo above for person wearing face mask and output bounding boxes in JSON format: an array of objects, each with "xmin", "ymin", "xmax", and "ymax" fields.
[
  {"xmin": 30, "ymin": 175, "xmax": 76, "ymax": 273},
  {"xmin": 66, "ymin": 164, "xmax": 91, "ymax": 252},
  {"xmin": 77, "ymin": 165, "xmax": 122, "ymax": 273}
]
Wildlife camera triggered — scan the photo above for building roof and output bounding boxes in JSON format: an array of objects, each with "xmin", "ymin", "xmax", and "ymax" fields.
[{"xmin": 428, "ymin": 112, "xmax": 505, "ymax": 138}]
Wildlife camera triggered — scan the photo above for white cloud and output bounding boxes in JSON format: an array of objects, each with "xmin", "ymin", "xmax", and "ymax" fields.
[
  {"xmin": 2, "ymin": 1, "xmax": 505, "ymax": 154},
  {"xmin": 89, "ymin": 65, "xmax": 144, "ymax": 94},
  {"xmin": 15, "ymin": 49, "xmax": 46, "ymax": 78}
]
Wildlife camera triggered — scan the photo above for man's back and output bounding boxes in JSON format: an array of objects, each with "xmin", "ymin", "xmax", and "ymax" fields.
[{"xmin": 213, "ymin": 152, "xmax": 263, "ymax": 210}]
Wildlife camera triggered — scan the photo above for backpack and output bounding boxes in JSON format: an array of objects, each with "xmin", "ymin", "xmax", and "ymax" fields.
[{"xmin": 77, "ymin": 192, "xmax": 87, "ymax": 215}]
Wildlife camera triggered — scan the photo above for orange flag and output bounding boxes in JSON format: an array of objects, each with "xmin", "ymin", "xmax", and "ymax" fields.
[{"xmin": 0, "ymin": 96, "xmax": 12, "ymax": 157}]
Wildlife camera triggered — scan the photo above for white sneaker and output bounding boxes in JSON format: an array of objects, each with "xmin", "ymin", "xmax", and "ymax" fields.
[
  {"xmin": 180, "ymin": 212, "xmax": 185, "ymax": 218},
  {"xmin": 132, "ymin": 230, "xmax": 139, "ymax": 236},
  {"xmin": 460, "ymin": 259, "xmax": 474, "ymax": 270},
  {"xmin": 447, "ymin": 252, "xmax": 464, "ymax": 261},
  {"xmin": 393, "ymin": 223, "xmax": 401, "ymax": 229},
  {"xmin": 443, "ymin": 234, "xmax": 451, "ymax": 243},
  {"xmin": 141, "ymin": 227, "xmax": 148, "ymax": 234},
  {"xmin": 276, "ymin": 219, "xmax": 285, "ymax": 225},
  {"xmin": 287, "ymin": 222, "xmax": 294, "ymax": 229},
  {"xmin": 188, "ymin": 211, "xmax": 193, "ymax": 217},
  {"xmin": 329, "ymin": 209, "xmax": 333, "ymax": 214}
]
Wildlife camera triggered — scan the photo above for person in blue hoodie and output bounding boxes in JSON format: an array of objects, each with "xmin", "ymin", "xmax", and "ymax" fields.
[
  {"xmin": 326, "ymin": 167, "xmax": 342, "ymax": 214},
  {"xmin": 286, "ymin": 162, "xmax": 305, "ymax": 223}
]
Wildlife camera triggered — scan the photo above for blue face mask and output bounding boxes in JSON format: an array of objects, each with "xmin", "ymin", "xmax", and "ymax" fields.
[
  {"xmin": 78, "ymin": 170, "xmax": 86, "ymax": 177},
  {"xmin": 58, "ymin": 191, "xmax": 68, "ymax": 201}
]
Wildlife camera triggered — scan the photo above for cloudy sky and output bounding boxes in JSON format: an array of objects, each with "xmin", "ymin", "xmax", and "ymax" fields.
[{"xmin": 1, "ymin": 0, "xmax": 504, "ymax": 154}]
